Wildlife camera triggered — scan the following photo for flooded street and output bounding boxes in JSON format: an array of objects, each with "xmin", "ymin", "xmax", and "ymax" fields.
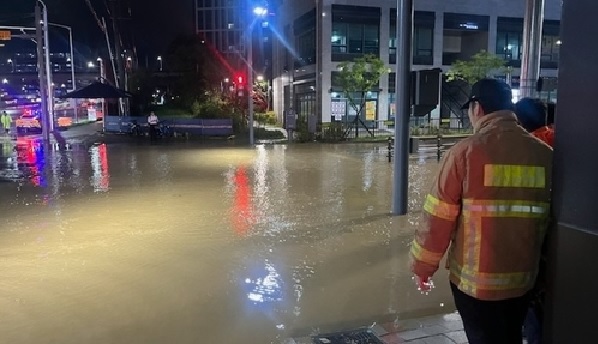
[{"xmin": 0, "ymin": 138, "xmax": 453, "ymax": 343}]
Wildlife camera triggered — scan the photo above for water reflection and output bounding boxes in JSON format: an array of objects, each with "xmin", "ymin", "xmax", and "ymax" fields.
[
  {"xmin": 90, "ymin": 144, "xmax": 110, "ymax": 192},
  {"xmin": 231, "ymin": 166, "xmax": 253, "ymax": 236}
]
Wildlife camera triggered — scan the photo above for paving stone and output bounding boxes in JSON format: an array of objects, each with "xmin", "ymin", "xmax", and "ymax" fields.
[
  {"xmin": 444, "ymin": 330, "xmax": 468, "ymax": 344},
  {"xmin": 441, "ymin": 320, "xmax": 464, "ymax": 332},
  {"xmin": 405, "ymin": 339, "xmax": 428, "ymax": 344},
  {"xmin": 424, "ymin": 336, "xmax": 457, "ymax": 344},
  {"xmin": 399, "ymin": 329, "xmax": 430, "ymax": 341},
  {"xmin": 421, "ymin": 325, "xmax": 450, "ymax": 336}
]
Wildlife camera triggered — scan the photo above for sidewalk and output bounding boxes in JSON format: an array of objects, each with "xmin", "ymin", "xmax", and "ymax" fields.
[
  {"xmin": 376, "ymin": 313, "xmax": 468, "ymax": 344},
  {"xmin": 292, "ymin": 312, "xmax": 529, "ymax": 344},
  {"xmin": 0, "ymin": 122, "xmax": 107, "ymax": 146}
]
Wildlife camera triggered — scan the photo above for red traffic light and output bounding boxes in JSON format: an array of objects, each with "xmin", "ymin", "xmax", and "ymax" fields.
[{"xmin": 234, "ymin": 73, "xmax": 246, "ymax": 85}]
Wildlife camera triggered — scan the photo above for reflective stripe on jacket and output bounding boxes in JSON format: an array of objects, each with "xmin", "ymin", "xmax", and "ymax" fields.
[
  {"xmin": 410, "ymin": 111, "xmax": 553, "ymax": 301},
  {"xmin": 1, "ymin": 114, "xmax": 12, "ymax": 128}
]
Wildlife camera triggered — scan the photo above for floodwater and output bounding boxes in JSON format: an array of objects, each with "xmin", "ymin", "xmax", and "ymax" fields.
[{"xmin": 0, "ymin": 136, "xmax": 453, "ymax": 343}]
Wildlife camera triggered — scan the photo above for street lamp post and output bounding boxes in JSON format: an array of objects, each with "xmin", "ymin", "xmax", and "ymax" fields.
[
  {"xmin": 97, "ymin": 57, "xmax": 106, "ymax": 128},
  {"xmin": 157, "ymin": 56, "xmax": 163, "ymax": 71},
  {"xmin": 96, "ymin": 57, "xmax": 105, "ymax": 80},
  {"xmin": 49, "ymin": 23, "xmax": 75, "ymax": 92},
  {"xmin": 248, "ymin": 5, "xmax": 268, "ymax": 146},
  {"xmin": 392, "ymin": 0, "xmax": 413, "ymax": 216},
  {"xmin": 38, "ymin": 0, "xmax": 54, "ymax": 134},
  {"xmin": 7, "ymin": 59, "xmax": 14, "ymax": 72}
]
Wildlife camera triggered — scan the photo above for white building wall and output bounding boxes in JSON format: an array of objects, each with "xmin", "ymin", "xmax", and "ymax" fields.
[{"xmin": 272, "ymin": 0, "xmax": 562, "ymax": 125}]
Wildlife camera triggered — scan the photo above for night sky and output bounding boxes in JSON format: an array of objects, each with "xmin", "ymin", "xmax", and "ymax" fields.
[{"xmin": 0, "ymin": 0, "xmax": 194, "ymax": 58}]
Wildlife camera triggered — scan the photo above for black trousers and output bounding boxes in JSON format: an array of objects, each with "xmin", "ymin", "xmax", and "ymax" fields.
[
  {"xmin": 451, "ymin": 283, "xmax": 530, "ymax": 344},
  {"xmin": 149, "ymin": 124, "xmax": 158, "ymax": 140}
]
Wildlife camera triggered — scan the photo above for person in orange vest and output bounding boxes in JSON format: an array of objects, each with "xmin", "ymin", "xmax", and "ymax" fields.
[
  {"xmin": 515, "ymin": 98, "xmax": 554, "ymax": 147},
  {"xmin": 409, "ymin": 79, "xmax": 552, "ymax": 344}
]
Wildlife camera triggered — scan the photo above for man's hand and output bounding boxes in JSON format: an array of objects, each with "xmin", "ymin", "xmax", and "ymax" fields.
[{"xmin": 413, "ymin": 275, "xmax": 434, "ymax": 293}]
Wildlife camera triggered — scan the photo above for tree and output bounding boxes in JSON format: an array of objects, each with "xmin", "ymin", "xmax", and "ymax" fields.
[
  {"xmin": 445, "ymin": 50, "xmax": 508, "ymax": 85},
  {"xmin": 336, "ymin": 54, "xmax": 387, "ymax": 138},
  {"xmin": 165, "ymin": 35, "xmax": 227, "ymax": 109}
]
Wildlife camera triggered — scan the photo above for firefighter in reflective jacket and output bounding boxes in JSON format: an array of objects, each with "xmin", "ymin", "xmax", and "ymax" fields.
[
  {"xmin": 515, "ymin": 98, "xmax": 555, "ymax": 147},
  {"xmin": 409, "ymin": 79, "xmax": 552, "ymax": 344}
]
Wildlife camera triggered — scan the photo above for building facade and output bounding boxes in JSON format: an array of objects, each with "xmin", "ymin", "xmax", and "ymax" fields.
[
  {"xmin": 195, "ymin": 0, "xmax": 273, "ymax": 86},
  {"xmin": 271, "ymin": 0, "xmax": 562, "ymax": 130}
]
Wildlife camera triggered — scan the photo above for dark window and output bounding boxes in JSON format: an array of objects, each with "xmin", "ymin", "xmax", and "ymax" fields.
[
  {"xmin": 331, "ymin": 5, "xmax": 380, "ymax": 61},
  {"xmin": 541, "ymin": 20, "xmax": 560, "ymax": 68},
  {"xmin": 496, "ymin": 17, "xmax": 523, "ymax": 66},
  {"xmin": 332, "ymin": 23, "xmax": 347, "ymax": 53},
  {"xmin": 390, "ymin": 11, "xmax": 434, "ymax": 65},
  {"xmin": 197, "ymin": 11, "xmax": 204, "ymax": 30},
  {"xmin": 296, "ymin": 30, "xmax": 316, "ymax": 66},
  {"xmin": 443, "ymin": 13, "xmax": 490, "ymax": 65},
  {"xmin": 294, "ymin": 9, "xmax": 317, "ymax": 66},
  {"xmin": 348, "ymin": 24, "xmax": 363, "ymax": 53},
  {"xmin": 363, "ymin": 25, "xmax": 379, "ymax": 54}
]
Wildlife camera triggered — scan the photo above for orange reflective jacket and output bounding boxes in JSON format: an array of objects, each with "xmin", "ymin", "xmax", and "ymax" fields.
[
  {"xmin": 532, "ymin": 126, "xmax": 555, "ymax": 147},
  {"xmin": 410, "ymin": 112, "xmax": 553, "ymax": 301}
]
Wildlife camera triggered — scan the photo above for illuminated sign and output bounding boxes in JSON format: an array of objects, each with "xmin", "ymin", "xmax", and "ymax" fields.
[
  {"xmin": 0, "ymin": 30, "xmax": 11, "ymax": 41},
  {"xmin": 460, "ymin": 23, "xmax": 479, "ymax": 30}
]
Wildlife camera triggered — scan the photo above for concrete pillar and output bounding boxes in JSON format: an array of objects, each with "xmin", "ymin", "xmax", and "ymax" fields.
[
  {"xmin": 433, "ymin": 11, "xmax": 444, "ymax": 67},
  {"xmin": 520, "ymin": 0, "xmax": 545, "ymax": 97},
  {"xmin": 487, "ymin": 15, "xmax": 498, "ymax": 55},
  {"xmin": 544, "ymin": 0, "xmax": 598, "ymax": 342}
]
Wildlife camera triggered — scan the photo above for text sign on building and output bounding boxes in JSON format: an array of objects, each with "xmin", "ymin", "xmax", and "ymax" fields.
[
  {"xmin": 331, "ymin": 101, "xmax": 346, "ymax": 121},
  {"xmin": 0, "ymin": 30, "xmax": 11, "ymax": 41}
]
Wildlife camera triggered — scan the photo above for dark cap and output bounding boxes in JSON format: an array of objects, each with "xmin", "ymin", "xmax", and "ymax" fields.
[{"xmin": 461, "ymin": 78, "xmax": 514, "ymax": 113}]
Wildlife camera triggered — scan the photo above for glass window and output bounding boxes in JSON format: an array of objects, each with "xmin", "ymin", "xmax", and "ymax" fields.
[
  {"xmin": 332, "ymin": 23, "xmax": 347, "ymax": 53},
  {"xmin": 205, "ymin": 11, "xmax": 213, "ymax": 29},
  {"xmin": 496, "ymin": 31, "xmax": 522, "ymax": 61},
  {"xmin": 541, "ymin": 35, "xmax": 560, "ymax": 62},
  {"xmin": 363, "ymin": 25, "xmax": 379, "ymax": 54},
  {"xmin": 348, "ymin": 24, "xmax": 363, "ymax": 54},
  {"xmin": 331, "ymin": 21, "xmax": 379, "ymax": 57},
  {"xmin": 296, "ymin": 30, "xmax": 316, "ymax": 65},
  {"xmin": 390, "ymin": 25, "xmax": 433, "ymax": 65}
]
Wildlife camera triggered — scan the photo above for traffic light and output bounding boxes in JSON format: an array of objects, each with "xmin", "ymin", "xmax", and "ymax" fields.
[{"xmin": 235, "ymin": 73, "xmax": 246, "ymax": 86}]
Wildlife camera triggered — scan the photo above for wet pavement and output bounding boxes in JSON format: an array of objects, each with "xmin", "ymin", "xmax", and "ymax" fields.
[{"xmin": 0, "ymin": 130, "xmax": 455, "ymax": 343}]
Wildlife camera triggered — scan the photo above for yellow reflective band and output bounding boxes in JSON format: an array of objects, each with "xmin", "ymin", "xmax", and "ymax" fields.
[
  {"xmin": 462, "ymin": 199, "xmax": 549, "ymax": 218},
  {"xmin": 484, "ymin": 164, "xmax": 546, "ymax": 188},
  {"xmin": 423, "ymin": 194, "xmax": 460, "ymax": 221},
  {"xmin": 451, "ymin": 263, "xmax": 534, "ymax": 291},
  {"xmin": 410, "ymin": 240, "xmax": 444, "ymax": 266}
]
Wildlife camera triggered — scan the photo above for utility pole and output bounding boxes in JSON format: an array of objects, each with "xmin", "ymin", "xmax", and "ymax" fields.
[
  {"xmin": 247, "ymin": 24, "xmax": 254, "ymax": 146},
  {"xmin": 35, "ymin": 4, "xmax": 50, "ymax": 142},
  {"xmin": 521, "ymin": 0, "xmax": 545, "ymax": 98},
  {"xmin": 392, "ymin": 0, "xmax": 413, "ymax": 215},
  {"xmin": 42, "ymin": 2, "xmax": 54, "ymax": 133},
  {"xmin": 110, "ymin": 0, "xmax": 126, "ymax": 114}
]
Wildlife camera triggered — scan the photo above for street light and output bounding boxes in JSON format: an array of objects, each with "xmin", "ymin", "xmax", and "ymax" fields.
[
  {"xmin": 48, "ymin": 23, "xmax": 75, "ymax": 91},
  {"xmin": 157, "ymin": 55, "xmax": 163, "ymax": 71},
  {"xmin": 7, "ymin": 58, "xmax": 14, "ymax": 72},
  {"xmin": 96, "ymin": 57, "xmax": 104, "ymax": 77},
  {"xmin": 246, "ymin": 5, "xmax": 269, "ymax": 146},
  {"xmin": 257, "ymin": 75, "xmax": 264, "ymax": 82},
  {"xmin": 253, "ymin": 6, "xmax": 268, "ymax": 17},
  {"xmin": 87, "ymin": 61, "xmax": 95, "ymax": 68}
]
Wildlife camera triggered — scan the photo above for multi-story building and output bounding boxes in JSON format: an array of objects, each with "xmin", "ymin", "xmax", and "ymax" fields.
[
  {"xmin": 195, "ymin": 0, "xmax": 272, "ymax": 86},
  {"xmin": 271, "ymin": 0, "xmax": 562, "ymax": 130}
]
